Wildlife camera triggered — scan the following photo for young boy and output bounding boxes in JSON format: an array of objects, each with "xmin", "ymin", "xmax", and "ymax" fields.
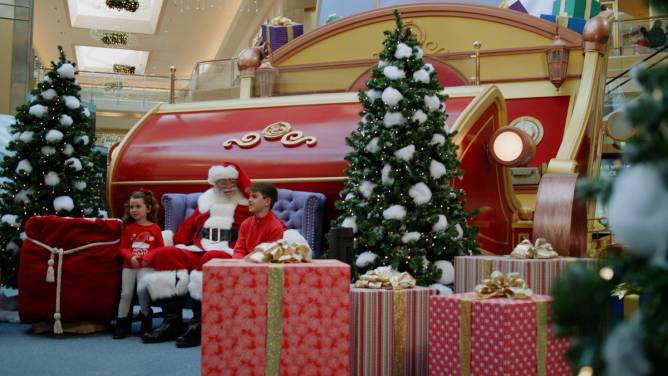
[{"xmin": 232, "ymin": 183, "xmax": 287, "ymax": 258}]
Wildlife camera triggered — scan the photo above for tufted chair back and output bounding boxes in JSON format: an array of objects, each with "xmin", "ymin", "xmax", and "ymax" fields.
[{"xmin": 161, "ymin": 188, "xmax": 326, "ymax": 257}]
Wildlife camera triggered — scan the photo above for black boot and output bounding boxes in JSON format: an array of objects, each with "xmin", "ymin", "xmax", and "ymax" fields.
[
  {"xmin": 176, "ymin": 299, "xmax": 201, "ymax": 348},
  {"xmin": 112, "ymin": 316, "xmax": 132, "ymax": 339},
  {"xmin": 142, "ymin": 297, "xmax": 184, "ymax": 343},
  {"xmin": 138, "ymin": 309, "xmax": 154, "ymax": 335}
]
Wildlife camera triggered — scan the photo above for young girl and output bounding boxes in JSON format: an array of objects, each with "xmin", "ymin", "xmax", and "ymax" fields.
[{"xmin": 113, "ymin": 190, "xmax": 164, "ymax": 339}]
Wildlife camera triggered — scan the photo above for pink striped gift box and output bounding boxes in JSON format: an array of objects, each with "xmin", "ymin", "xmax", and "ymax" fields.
[
  {"xmin": 351, "ymin": 286, "xmax": 435, "ymax": 376},
  {"xmin": 454, "ymin": 256, "xmax": 598, "ymax": 295}
]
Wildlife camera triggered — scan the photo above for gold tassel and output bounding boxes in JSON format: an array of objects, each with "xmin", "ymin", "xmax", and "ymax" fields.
[
  {"xmin": 46, "ymin": 254, "xmax": 55, "ymax": 283},
  {"xmin": 53, "ymin": 313, "xmax": 63, "ymax": 334}
]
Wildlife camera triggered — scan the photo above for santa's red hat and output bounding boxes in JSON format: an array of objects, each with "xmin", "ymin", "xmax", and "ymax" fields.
[{"xmin": 207, "ymin": 162, "xmax": 252, "ymax": 197}]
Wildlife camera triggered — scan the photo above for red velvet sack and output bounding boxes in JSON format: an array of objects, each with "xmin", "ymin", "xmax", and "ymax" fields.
[{"xmin": 18, "ymin": 216, "xmax": 123, "ymax": 330}]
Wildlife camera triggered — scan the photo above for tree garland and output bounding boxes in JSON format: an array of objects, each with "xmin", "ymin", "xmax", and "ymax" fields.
[
  {"xmin": 105, "ymin": 0, "xmax": 139, "ymax": 13},
  {"xmin": 101, "ymin": 32, "xmax": 128, "ymax": 46}
]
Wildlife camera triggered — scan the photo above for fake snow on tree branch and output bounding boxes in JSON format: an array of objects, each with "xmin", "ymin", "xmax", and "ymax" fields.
[
  {"xmin": 0, "ymin": 46, "xmax": 105, "ymax": 288},
  {"xmin": 334, "ymin": 10, "xmax": 479, "ymax": 287}
]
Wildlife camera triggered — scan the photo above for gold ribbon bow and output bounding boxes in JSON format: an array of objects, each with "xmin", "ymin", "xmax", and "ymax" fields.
[
  {"xmin": 474, "ymin": 270, "xmax": 533, "ymax": 299},
  {"xmin": 354, "ymin": 266, "xmax": 416, "ymax": 290},
  {"xmin": 245, "ymin": 239, "xmax": 310, "ymax": 263},
  {"xmin": 270, "ymin": 16, "xmax": 293, "ymax": 26},
  {"xmin": 510, "ymin": 238, "xmax": 559, "ymax": 259}
]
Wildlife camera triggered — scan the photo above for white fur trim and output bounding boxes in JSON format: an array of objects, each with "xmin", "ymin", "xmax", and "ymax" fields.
[
  {"xmin": 188, "ymin": 270, "xmax": 202, "ymax": 301},
  {"xmin": 200, "ymin": 239, "xmax": 233, "ymax": 254},
  {"xmin": 203, "ymin": 203, "xmax": 236, "ymax": 229},
  {"xmin": 176, "ymin": 244, "xmax": 203, "ymax": 252},
  {"xmin": 162, "ymin": 230, "xmax": 174, "ymax": 246},
  {"xmin": 208, "ymin": 165, "xmax": 238, "ymax": 184},
  {"xmin": 143, "ymin": 269, "xmax": 189, "ymax": 300},
  {"xmin": 197, "ymin": 188, "xmax": 247, "ymax": 213},
  {"xmin": 283, "ymin": 229, "xmax": 312, "ymax": 258}
]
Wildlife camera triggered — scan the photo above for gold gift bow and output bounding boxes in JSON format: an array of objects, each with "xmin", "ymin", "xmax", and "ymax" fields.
[
  {"xmin": 270, "ymin": 16, "xmax": 293, "ymax": 26},
  {"xmin": 354, "ymin": 266, "xmax": 417, "ymax": 290},
  {"xmin": 474, "ymin": 270, "xmax": 533, "ymax": 299},
  {"xmin": 458, "ymin": 293, "xmax": 549, "ymax": 376},
  {"xmin": 245, "ymin": 239, "xmax": 310, "ymax": 264},
  {"xmin": 510, "ymin": 238, "xmax": 559, "ymax": 259}
]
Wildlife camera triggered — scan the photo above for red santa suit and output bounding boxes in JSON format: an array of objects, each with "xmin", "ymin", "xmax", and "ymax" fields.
[{"xmin": 140, "ymin": 163, "xmax": 251, "ymax": 302}]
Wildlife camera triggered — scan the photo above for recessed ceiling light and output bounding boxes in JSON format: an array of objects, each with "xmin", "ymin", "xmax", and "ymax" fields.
[
  {"xmin": 67, "ymin": 0, "xmax": 164, "ymax": 34},
  {"xmin": 75, "ymin": 45, "xmax": 149, "ymax": 74}
]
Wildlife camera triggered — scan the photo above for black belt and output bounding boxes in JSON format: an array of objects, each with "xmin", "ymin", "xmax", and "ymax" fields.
[{"xmin": 199, "ymin": 228, "xmax": 238, "ymax": 242}]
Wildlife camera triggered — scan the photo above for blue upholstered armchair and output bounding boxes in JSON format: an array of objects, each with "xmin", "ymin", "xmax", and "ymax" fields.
[{"xmin": 161, "ymin": 188, "xmax": 327, "ymax": 257}]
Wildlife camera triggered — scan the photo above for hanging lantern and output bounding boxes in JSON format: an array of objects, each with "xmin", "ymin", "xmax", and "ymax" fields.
[
  {"xmin": 255, "ymin": 59, "xmax": 279, "ymax": 97},
  {"xmin": 546, "ymin": 34, "xmax": 569, "ymax": 90}
]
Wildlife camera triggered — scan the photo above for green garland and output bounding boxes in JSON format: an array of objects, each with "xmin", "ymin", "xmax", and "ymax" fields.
[
  {"xmin": 101, "ymin": 32, "xmax": 128, "ymax": 46},
  {"xmin": 105, "ymin": 0, "xmax": 139, "ymax": 12},
  {"xmin": 113, "ymin": 64, "xmax": 135, "ymax": 74}
]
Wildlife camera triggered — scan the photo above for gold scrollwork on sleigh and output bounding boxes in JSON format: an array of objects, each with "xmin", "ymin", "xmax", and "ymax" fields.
[
  {"xmin": 223, "ymin": 132, "xmax": 261, "ymax": 149},
  {"xmin": 223, "ymin": 121, "xmax": 317, "ymax": 149}
]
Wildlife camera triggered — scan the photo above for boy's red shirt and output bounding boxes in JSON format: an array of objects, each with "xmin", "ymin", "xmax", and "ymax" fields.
[{"xmin": 232, "ymin": 211, "xmax": 287, "ymax": 258}]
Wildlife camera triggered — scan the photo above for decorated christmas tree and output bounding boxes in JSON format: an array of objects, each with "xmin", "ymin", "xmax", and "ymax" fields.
[
  {"xmin": 0, "ymin": 46, "xmax": 105, "ymax": 288},
  {"xmin": 335, "ymin": 10, "xmax": 479, "ymax": 289},
  {"xmin": 552, "ymin": 64, "xmax": 668, "ymax": 374}
]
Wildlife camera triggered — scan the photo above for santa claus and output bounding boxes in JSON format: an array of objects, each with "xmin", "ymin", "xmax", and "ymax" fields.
[{"xmin": 139, "ymin": 163, "xmax": 251, "ymax": 347}]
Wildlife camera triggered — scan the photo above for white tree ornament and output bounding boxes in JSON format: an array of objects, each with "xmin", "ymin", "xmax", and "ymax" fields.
[
  {"xmin": 432, "ymin": 215, "xmax": 448, "ymax": 232},
  {"xmin": 430, "ymin": 160, "xmax": 447, "ymax": 179},
  {"xmin": 431, "ymin": 134, "xmax": 446, "ymax": 146},
  {"xmin": 53, "ymin": 196, "xmax": 75, "ymax": 212},
  {"xmin": 412, "ymin": 110, "xmax": 428, "ymax": 124},
  {"xmin": 413, "ymin": 69, "xmax": 430, "ymax": 84},
  {"xmin": 56, "ymin": 63, "xmax": 76, "ymax": 79},
  {"xmin": 424, "ymin": 95, "xmax": 441, "ymax": 112},
  {"xmin": 73, "ymin": 181, "xmax": 87, "ymax": 191},
  {"xmin": 59, "ymin": 114, "xmax": 73, "ymax": 126},
  {"xmin": 62, "ymin": 95, "xmax": 80, "ymax": 109},
  {"xmin": 16, "ymin": 160, "xmax": 32, "ymax": 174},
  {"xmin": 65, "ymin": 157, "xmax": 83, "ymax": 171},
  {"xmin": 382, "ymin": 87, "xmax": 403, "ymax": 106},
  {"xmin": 394, "ymin": 43, "xmax": 413, "ymax": 59},
  {"xmin": 341, "ymin": 216, "xmax": 358, "ymax": 234},
  {"xmin": 63, "ymin": 144, "xmax": 74, "ymax": 156},
  {"xmin": 382, "ymin": 205, "xmax": 406, "ymax": 220},
  {"xmin": 366, "ymin": 90, "xmax": 382, "ymax": 102},
  {"xmin": 45, "ymin": 130, "xmax": 64, "ymax": 143},
  {"xmin": 45, "ymin": 171, "xmax": 60, "ymax": 186},
  {"xmin": 401, "ymin": 232, "xmax": 421, "ymax": 243},
  {"xmin": 384, "ymin": 112, "xmax": 405, "ymax": 128},
  {"xmin": 366, "ymin": 137, "xmax": 380, "ymax": 153},
  {"xmin": 41, "ymin": 146, "xmax": 57, "ymax": 156},
  {"xmin": 19, "ymin": 131, "xmax": 34, "ymax": 143},
  {"xmin": 383, "ymin": 66, "xmax": 406, "ymax": 80},
  {"xmin": 409, "ymin": 182, "xmax": 432, "ymax": 204},
  {"xmin": 28, "ymin": 104, "xmax": 48, "ymax": 118},
  {"xmin": 41, "ymin": 89, "xmax": 57, "ymax": 100},
  {"xmin": 394, "ymin": 144, "xmax": 415, "ymax": 161},
  {"xmin": 434, "ymin": 260, "xmax": 455, "ymax": 285},
  {"xmin": 355, "ymin": 251, "xmax": 378, "ymax": 268},
  {"xmin": 359, "ymin": 180, "xmax": 377, "ymax": 199},
  {"xmin": 381, "ymin": 164, "xmax": 394, "ymax": 185}
]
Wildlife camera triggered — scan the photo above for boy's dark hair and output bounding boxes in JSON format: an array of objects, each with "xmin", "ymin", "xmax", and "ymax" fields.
[
  {"xmin": 250, "ymin": 183, "xmax": 278, "ymax": 208},
  {"xmin": 122, "ymin": 190, "xmax": 159, "ymax": 224}
]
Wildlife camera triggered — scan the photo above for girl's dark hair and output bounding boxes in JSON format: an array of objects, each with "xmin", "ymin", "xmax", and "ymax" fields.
[{"xmin": 122, "ymin": 190, "xmax": 159, "ymax": 224}]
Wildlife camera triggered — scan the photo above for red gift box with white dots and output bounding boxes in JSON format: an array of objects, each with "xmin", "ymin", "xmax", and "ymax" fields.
[
  {"xmin": 201, "ymin": 259, "xmax": 350, "ymax": 376},
  {"xmin": 429, "ymin": 293, "xmax": 571, "ymax": 376}
]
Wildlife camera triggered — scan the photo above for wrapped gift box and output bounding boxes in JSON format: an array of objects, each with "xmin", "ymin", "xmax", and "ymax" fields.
[
  {"xmin": 202, "ymin": 259, "xmax": 350, "ymax": 375},
  {"xmin": 262, "ymin": 21, "xmax": 304, "ymax": 54},
  {"xmin": 611, "ymin": 294, "xmax": 642, "ymax": 320},
  {"xmin": 18, "ymin": 216, "xmax": 123, "ymax": 330},
  {"xmin": 540, "ymin": 14, "xmax": 587, "ymax": 34},
  {"xmin": 551, "ymin": 0, "xmax": 601, "ymax": 19},
  {"xmin": 455, "ymin": 255, "xmax": 598, "ymax": 295},
  {"xmin": 429, "ymin": 293, "xmax": 571, "ymax": 376},
  {"xmin": 351, "ymin": 286, "xmax": 435, "ymax": 376}
]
